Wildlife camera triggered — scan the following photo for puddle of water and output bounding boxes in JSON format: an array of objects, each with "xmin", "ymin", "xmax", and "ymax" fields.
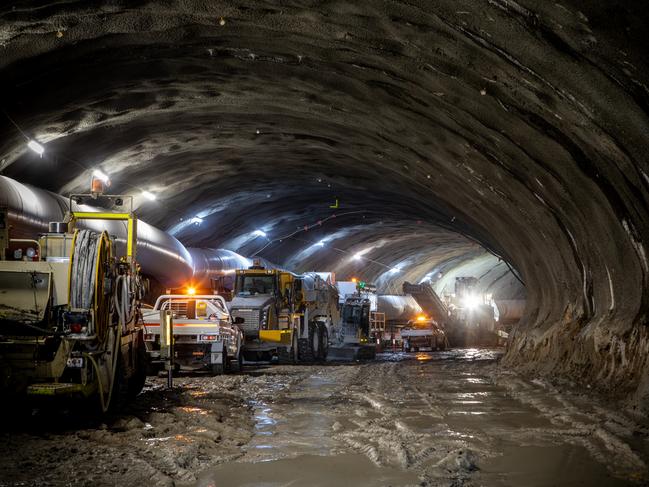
[
  {"xmin": 246, "ymin": 399, "xmax": 336, "ymax": 459},
  {"xmin": 247, "ymin": 401, "xmax": 278, "ymax": 446},
  {"xmin": 479, "ymin": 444, "xmax": 632, "ymax": 487},
  {"xmin": 193, "ymin": 453, "xmax": 420, "ymax": 487},
  {"xmin": 178, "ymin": 406, "xmax": 209, "ymax": 415}
]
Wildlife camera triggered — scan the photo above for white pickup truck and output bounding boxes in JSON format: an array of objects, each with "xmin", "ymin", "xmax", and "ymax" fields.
[
  {"xmin": 401, "ymin": 318, "xmax": 447, "ymax": 352},
  {"xmin": 142, "ymin": 294, "xmax": 244, "ymax": 374}
]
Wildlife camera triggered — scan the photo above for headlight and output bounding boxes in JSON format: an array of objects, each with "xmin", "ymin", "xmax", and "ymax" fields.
[{"xmin": 261, "ymin": 308, "xmax": 268, "ymax": 327}]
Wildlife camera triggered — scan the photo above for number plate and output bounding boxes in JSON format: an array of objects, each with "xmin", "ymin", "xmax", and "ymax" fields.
[{"xmin": 66, "ymin": 357, "xmax": 84, "ymax": 368}]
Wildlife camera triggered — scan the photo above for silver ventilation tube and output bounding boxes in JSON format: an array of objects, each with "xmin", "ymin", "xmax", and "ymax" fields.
[
  {"xmin": 0, "ymin": 176, "xmax": 251, "ymax": 288},
  {"xmin": 188, "ymin": 248, "xmax": 252, "ymax": 287}
]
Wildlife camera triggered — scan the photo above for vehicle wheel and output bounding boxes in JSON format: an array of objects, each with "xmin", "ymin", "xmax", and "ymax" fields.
[
  {"xmin": 127, "ymin": 334, "xmax": 147, "ymax": 399},
  {"xmin": 317, "ymin": 323, "xmax": 329, "ymax": 361},
  {"xmin": 229, "ymin": 351, "xmax": 243, "ymax": 373},
  {"xmin": 278, "ymin": 332, "xmax": 298, "ymax": 364},
  {"xmin": 145, "ymin": 358, "xmax": 160, "ymax": 377},
  {"xmin": 312, "ymin": 324, "xmax": 320, "ymax": 359},
  {"xmin": 107, "ymin": 353, "xmax": 129, "ymax": 413},
  {"xmin": 211, "ymin": 346, "xmax": 227, "ymax": 375},
  {"xmin": 298, "ymin": 323, "xmax": 317, "ymax": 363}
]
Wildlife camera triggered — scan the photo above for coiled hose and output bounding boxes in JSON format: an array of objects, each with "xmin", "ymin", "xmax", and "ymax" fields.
[
  {"xmin": 115, "ymin": 274, "xmax": 134, "ymax": 333},
  {"xmin": 70, "ymin": 230, "xmax": 129, "ymax": 412},
  {"xmin": 70, "ymin": 230, "xmax": 100, "ymax": 310}
]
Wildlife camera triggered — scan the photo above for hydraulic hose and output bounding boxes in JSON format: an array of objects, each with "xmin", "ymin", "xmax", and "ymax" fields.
[
  {"xmin": 84, "ymin": 327, "xmax": 121, "ymax": 413},
  {"xmin": 114, "ymin": 274, "xmax": 134, "ymax": 333}
]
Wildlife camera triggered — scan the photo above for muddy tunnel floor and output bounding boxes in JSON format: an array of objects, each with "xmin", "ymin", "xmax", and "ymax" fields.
[{"xmin": 1, "ymin": 349, "xmax": 647, "ymax": 487}]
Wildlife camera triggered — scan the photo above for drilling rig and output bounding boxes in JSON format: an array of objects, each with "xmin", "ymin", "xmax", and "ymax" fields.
[{"xmin": 0, "ymin": 193, "xmax": 147, "ymax": 412}]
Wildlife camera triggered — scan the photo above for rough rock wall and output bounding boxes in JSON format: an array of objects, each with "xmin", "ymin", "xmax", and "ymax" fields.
[{"xmin": 0, "ymin": 1, "xmax": 648, "ymax": 406}]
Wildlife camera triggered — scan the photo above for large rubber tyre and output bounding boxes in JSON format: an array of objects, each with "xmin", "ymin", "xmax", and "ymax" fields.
[
  {"xmin": 277, "ymin": 332, "xmax": 298, "ymax": 364},
  {"xmin": 317, "ymin": 324, "xmax": 329, "ymax": 361},
  {"xmin": 127, "ymin": 334, "xmax": 147, "ymax": 399},
  {"xmin": 229, "ymin": 350, "xmax": 243, "ymax": 373},
  {"xmin": 312, "ymin": 323, "xmax": 321, "ymax": 359},
  {"xmin": 106, "ymin": 353, "xmax": 129, "ymax": 413},
  {"xmin": 298, "ymin": 323, "xmax": 317, "ymax": 363}
]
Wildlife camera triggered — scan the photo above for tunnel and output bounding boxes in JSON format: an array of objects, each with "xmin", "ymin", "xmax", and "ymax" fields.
[{"xmin": 0, "ymin": 1, "xmax": 648, "ymax": 486}]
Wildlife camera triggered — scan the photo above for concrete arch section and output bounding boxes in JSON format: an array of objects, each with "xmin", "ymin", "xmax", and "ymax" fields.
[{"xmin": 0, "ymin": 1, "xmax": 648, "ymax": 409}]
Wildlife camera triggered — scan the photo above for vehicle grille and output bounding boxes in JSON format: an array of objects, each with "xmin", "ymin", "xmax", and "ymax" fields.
[
  {"xmin": 231, "ymin": 308, "xmax": 260, "ymax": 335},
  {"xmin": 161, "ymin": 301, "xmax": 187, "ymax": 316}
]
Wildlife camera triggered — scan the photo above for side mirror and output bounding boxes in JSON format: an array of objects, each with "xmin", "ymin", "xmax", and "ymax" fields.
[{"xmin": 234, "ymin": 316, "xmax": 245, "ymax": 325}]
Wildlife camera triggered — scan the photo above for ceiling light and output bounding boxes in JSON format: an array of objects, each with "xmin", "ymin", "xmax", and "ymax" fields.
[
  {"xmin": 191, "ymin": 216, "xmax": 204, "ymax": 225},
  {"xmin": 253, "ymin": 230, "xmax": 267, "ymax": 238},
  {"xmin": 389, "ymin": 267, "xmax": 401, "ymax": 274},
  {"xmin": 353, "ymin": 252, "xmax": 363, "ymax": 260},
  {"xmin": 92, "ymin": 169, "xmax": 109, "ymax": 183},
  {"xmin": 316, "ymin": 240, "xmax": 325, "ymax": 247},
  {"xmin": 142, "ymin": 190, "xmax": 156, "ymax": 201},
  {"xmin": 27, "ymin": 140, "xmax": 44, "ymax": 156}
]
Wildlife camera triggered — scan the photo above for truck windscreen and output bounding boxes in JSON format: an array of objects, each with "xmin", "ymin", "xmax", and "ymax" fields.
[
  {"xmin": 343, "ymin": 305, "xmax": 361, "ymax": 323},
  {"xmin": 236, "ymin": 275, "xmax": 275, "ymax": 295}
]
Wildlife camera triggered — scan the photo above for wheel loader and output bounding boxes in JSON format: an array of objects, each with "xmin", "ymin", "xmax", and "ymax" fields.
[{"xmin": 228, "ymin": 263, "xmax": 339, "ymax": 363}]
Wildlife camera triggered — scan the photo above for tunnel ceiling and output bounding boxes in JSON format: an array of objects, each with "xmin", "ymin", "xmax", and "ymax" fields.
[{"xmin": 1, "ymin": 1, "xmax": 649, "ymax": 331}]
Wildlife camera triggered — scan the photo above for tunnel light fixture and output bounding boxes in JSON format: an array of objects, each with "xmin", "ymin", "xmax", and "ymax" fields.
[
  {"xmin": 191, "ymin": 216, "xmax": 204, "ymax": 225},
  {"xmin": 253, "ymin": 229, "xmax": 267, "ymax": 238},
  {"xmin": 316, "ymin": 240, "xmax": 325, "ymax": 247},
  {"xmin": 389, "ymin": 266, "xmax": 401, "ymax": 274},
  {"xmin": 92, "ymin": 169, "xmax": 110, "ymax": 183},
  {"xmin": 142, "ymin": 190, "xmax": 156, "ymax": 201},
  {"xmin": 27, "ymin": 140, "xmax": 44, "ymax": 157},
  {"xmin": 353, "ymin": 252, "xmax": 363, "ymax": 261}
]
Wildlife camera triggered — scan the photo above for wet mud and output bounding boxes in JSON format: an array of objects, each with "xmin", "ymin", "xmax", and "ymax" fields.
[{"xmin": 0, "ymin": 349, "xmax": 646, "ymax": 486}]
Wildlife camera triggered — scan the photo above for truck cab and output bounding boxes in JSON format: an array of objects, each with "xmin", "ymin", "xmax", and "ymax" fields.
[{"xmin": 142, "ymin": 294, "xmax": 244, "ymax": 374}]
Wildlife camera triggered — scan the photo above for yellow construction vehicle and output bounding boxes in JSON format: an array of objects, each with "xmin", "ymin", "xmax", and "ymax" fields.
[
  {"xmin": 0, "ymin": 195, "xmax": 147, "ymax": 411},
  {"xmin": 228, "ymin": 263, "xmax": 339, "ymax": 363}
]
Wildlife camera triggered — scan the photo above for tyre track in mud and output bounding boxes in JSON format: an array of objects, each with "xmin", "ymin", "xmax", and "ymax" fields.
[
  {"xmin": 1, "ymin": 350, "xmax": 647, "ymax": 486},
  {"xmin": 333, "ymin": 357, "xmax": 484, "ymax": 485},
  {"xmin": 486, "ymin": 369, "xmax": 649, "ymax": 483},
  {"xmin": 329, "ymin": 351, "xmax": 646, "ymax": 486}
]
